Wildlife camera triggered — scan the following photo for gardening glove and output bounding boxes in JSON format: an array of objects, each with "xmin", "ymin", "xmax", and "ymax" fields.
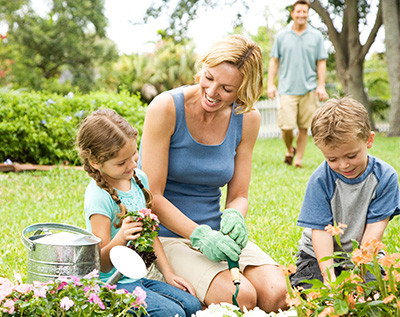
[
  {"xmin": 190, "ymin": 225, "xmax": 241, "ymax": 262},
  {"xmin": 220, "ymin": 208, "xmax": 248, "ymax": 248}
]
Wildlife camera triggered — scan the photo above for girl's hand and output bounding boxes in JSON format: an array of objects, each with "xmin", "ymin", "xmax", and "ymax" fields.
[
  {"xmin": 120, "ymin": 216, "xmax": 143, "ymax": 244},
  {"xmin": 164, "ymin": 273, "xmax": 196, "ymax": 296}
]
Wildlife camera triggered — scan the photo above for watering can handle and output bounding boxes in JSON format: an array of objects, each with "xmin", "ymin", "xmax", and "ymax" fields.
[{"xmin": 21, "ymin": 222, "xmax": 98, "ymax": 251}]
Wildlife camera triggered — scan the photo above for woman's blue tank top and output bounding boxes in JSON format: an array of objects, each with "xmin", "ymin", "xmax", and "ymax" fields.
[{"xmin": 160, "ymin": 86, "xmax": 243, "ymax": 237}]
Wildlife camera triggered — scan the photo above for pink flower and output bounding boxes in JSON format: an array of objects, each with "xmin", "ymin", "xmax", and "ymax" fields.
[
  {"xmin": 83, "ymin": 269, "xmax": 99, "ymax": 279},
  {"xmin": 116, "ymin": 289, "xmax": 129, "ymax": 295},
  {"xmin": 69, "ymin": 275, "xmax": 82, "ymax": 286},
  {"xmin": 14, "ymin": 284, "xmax": 32, "ymax": 294},
  {"xmin": 150, "ymin": 213, "xmax": 159, "ymax": 221},
  {"xmin": 134, "ymin": 286, "xmax": 147, "ymax": 306},
  {"xmin": 60, "ymin": 296, "xmax": 74, "ymax": 310},
  {"xmin": 106, "ymin": 284, "xmax": 117, "ymax": 290},
  {"xmin": 57, "ymin": 281, "xmax": 68, "ymax": 291},
  {"xmin": 2, "ymin": 299, "xmax": 15, "ymax": 314},
  {"xmin": 0, "ymin": 282, "xmax": 13, "ymax": 300},
  {"xmin": 34, "ymin": 286, "xmax": 47, "ymax": 298},
  {"xmin": 88, "ymin": 292, "xmax": 105, "ymax": 309}
]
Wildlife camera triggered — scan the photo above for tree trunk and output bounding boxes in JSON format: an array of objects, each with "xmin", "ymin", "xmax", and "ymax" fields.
[
  {"xmin": 310, "ymin": 0, "xmax": 383, "ymax": 128},
  {"xmin": 382, "ymin": 0, "xmax": 400, "ymax": 136}
]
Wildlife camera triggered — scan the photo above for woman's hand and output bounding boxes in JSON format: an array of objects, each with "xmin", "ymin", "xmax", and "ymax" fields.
[
  {"xmin": 120, "ymin": 216, "xmax": 143, "ymax": 244},
  {"xmin": 164, "ymin": 273, "xmax": 196, "ymax": 296},
  {"xmin": 190, "ymin": 225, "xmax": 242, "ymax": 262},
  {"xmin": 220, "ymin": 208, "xmax": 248, "ymax": 248}
]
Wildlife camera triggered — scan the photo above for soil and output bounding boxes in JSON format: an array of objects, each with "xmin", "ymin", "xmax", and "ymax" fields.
[{"xmin": 129, "ymin": 245, "xmax": 157, "ymax": 268}]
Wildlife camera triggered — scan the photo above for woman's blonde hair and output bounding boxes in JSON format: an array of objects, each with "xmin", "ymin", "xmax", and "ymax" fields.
[
  {"xmin": 77, "ymin": 108, "xmax": 152, "ymax": 228},
  {"xmin": 311, "ymin": 97, "xmax": 371, "ymax": 148},
  {"xmin": 195, "ymin": 34, "xmax": 263, "ymax": 114}
]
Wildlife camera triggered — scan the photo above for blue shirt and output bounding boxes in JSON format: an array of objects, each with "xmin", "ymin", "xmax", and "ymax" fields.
[
  {"xmin": 297, "ymin": 155, "xmax": 400, "ymax": 256},
  {"xmin": 271, "ymin": 24, "xmax": 328, "ymax": 95},
  {"xmin": 84, "ymin": 168, "xmax": 149, "ymax": 283},
  {"xmin": 139, "ymin": 86, "xmax": 243, "ymax": 238}
]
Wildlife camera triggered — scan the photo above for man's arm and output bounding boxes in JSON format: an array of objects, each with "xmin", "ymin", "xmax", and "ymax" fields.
[
  {"xmin": 267, "ymin": 57, "xmax": 279, "ymax": 100},
  {"xmin": 316, "ymin": 59, "xmax": 328, "ymax": 101}
]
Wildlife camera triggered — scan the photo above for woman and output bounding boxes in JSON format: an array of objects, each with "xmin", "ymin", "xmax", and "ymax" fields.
[{"xmin": 139, "ymin": 35, "xmax": 287, "ymax": 312}]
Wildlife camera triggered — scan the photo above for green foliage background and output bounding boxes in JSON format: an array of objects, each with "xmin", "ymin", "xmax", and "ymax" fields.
[{"xmin": 0, "ymin": 90, "xmax": 146, "ymax": 165}]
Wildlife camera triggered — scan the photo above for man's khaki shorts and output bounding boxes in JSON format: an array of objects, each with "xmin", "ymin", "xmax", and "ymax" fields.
[
  {"xmin": 277, "ymin": 91, "xmax": 318, "ymax": 130},
  {"xmin": 147, "ymin": 237, "xmax": 277, "ymax": 304}
]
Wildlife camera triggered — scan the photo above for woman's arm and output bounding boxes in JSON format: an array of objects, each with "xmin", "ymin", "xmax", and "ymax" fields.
[
  {"xmin": 224, "ymin": 108, "xmax": 261, "ymax": 218},
  {"xmin": 312, "ymin": 229, "xmax": 335, "ymax": 283},
  {"xmin": 140, "ymin": 93, "xmax": 198, "ymax": 238}
]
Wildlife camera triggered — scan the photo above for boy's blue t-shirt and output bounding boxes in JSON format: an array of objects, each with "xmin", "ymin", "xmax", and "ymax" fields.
[
  {"xmin": 297, "ymin": 155, "xmax": 400, "ymax": 256},
  {"xmin": 84, "ymin": 168, "xmax": 149, "ymax": 283}
]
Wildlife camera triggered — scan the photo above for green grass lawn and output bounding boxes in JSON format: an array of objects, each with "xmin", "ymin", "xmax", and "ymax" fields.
[{"xmin": 1, "ymin": 134, "xmax": 399, "ymax": 281}]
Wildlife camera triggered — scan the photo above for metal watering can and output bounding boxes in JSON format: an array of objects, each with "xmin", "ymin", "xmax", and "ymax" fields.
[{"xmin": 21, "ymin": 223, "xmax": 101, "ymax": 283}]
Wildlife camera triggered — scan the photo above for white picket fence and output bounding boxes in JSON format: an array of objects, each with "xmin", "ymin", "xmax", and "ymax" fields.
[
  {"xmin": 255, "ymin": 99, "xmax": 389, "ymax": 139},
  {"xmin": 255, "ymin": 99, "xmax": 281, "ymax": 139}
]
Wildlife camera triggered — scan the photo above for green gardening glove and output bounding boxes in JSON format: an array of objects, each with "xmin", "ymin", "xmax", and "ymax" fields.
[
  {"xmin": 220, "ymin": 208, "xmax": 248, "ymax": 248},
  {"xmin": 190, "ymin": 225, "xmax": 241, "ymax": 262}
]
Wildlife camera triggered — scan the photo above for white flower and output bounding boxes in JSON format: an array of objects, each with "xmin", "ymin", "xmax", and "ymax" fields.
[
  {"xmin": 192, "ymin": 303, "xmax": 240, "ymax": 316},
  {"xmin": 191, "ymin": 304, "xmax": 298, "ymax": 317},
  {"xmin": 60, "ymin": 296, "xmax": 74, "ymax": 310},
  {"xmin": 243, "ymin": 306, "xmax": 268, "ymax": 316}
]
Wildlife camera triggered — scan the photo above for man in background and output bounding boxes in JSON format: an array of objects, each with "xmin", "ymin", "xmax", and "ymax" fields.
[{"xmin": 267, "ymin": 0, "xmax": 328, "ymax": 168}]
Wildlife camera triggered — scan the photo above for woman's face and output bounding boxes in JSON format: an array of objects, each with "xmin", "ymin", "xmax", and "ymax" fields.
[{"xmin": 198, "ymin": 62, "xmax": 243, "ymax": 112}]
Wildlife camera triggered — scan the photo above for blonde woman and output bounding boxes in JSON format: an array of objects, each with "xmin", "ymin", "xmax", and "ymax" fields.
[{"xmin": 139, "ymin": 35, "xmax": 287, "ymax": 312}]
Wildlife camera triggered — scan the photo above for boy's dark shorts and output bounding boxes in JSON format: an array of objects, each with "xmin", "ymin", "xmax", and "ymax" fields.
[
  {"xmin": 290, "ymin": 250, "xmax": 346, "ymax": 289},
  {"xmin": 290, "ymin": 250, "xmax": 383, "ymax": 289}
]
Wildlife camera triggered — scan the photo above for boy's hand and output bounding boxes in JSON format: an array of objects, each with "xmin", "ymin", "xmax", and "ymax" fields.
[
  {"xmin": 220, "ymin": 208, "xmax": 248, "ymax": 248},
  {"xmin": 190, "ymin": 225, "xmax": 241, "ymax": 262}
]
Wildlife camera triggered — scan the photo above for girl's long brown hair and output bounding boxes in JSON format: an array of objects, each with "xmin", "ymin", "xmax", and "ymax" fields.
[{"xmin": 77, "ymin": 108, "xmax": 152, "ymax": 228}]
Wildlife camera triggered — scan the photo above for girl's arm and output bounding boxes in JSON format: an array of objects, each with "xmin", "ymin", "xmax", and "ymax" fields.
[
  {"xmin": 224, "ymin": 108, "xmax": 261, "ymax": 216},
  {"xmin": 361, "ymin": 217, "xmax": 390, "ymax": 245},
  {"xmin": 153, "ymin": 237, "xmax": 196, "ymax": 295},
  {"xmin": 90, "ymin": 214, "xmax": 143, "ymax": 273},
  {"xmin": 312, "ymin": 229, "xmax": 335, "ymax": 283},
  {"xmin": 140, "ymin": 93, "xmax": 199, "ymax": 238}
]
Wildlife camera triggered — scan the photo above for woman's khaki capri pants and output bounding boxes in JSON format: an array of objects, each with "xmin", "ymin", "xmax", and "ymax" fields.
[{"xmin": 148, "ymin": 237, "xmax": 277, "ymax": 304}]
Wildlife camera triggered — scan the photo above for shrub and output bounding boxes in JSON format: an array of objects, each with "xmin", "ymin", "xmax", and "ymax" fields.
[{"xmin": 0, "ymin": 89, "xmax": 146, "ymax": 165}]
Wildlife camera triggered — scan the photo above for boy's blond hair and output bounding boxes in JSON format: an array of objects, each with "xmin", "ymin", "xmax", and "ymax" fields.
[
  {"xmin": 194, "ymin": 34, "xmax": 263, "ymax": 114},
  {"xmin": 311, "ymin": 97, "xmax": 371, "ymax": 148}
]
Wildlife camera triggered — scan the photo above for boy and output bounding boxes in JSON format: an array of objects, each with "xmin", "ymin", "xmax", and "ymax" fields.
[{"xmin": 290, "ymin": 97, "xmax": 400, "ymax": 289}]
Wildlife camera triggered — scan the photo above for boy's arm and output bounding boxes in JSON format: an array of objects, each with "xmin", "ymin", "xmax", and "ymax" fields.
[
  {"xmin": 361, "ymin": 217, "xmax": 390, "ymax": 245},
  {"xmin": 312, "ymin": 229, "xmax": 336, "ymax": 283}
]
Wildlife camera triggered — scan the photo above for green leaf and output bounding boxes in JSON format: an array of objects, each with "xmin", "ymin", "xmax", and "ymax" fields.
[{"xmin": 333, "ymin": 299, "xmax": 349, "ymax": 315}]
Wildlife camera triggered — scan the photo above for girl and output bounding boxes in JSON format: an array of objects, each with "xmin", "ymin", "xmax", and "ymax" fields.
[{"xmin": 77, "ymin": 108, "xmax": 202, "ymax": 317}]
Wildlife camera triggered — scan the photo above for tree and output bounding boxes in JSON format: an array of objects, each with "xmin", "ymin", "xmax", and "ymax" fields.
[
  {"xmin": 309, "ymin": 0, "xmax": 383, "ymax": 126},
  {"xmin": 5, "ymin": 0, "xmax": 117, "ymax": 92},
  {"xmin": 144, "ymin": 0, "xmax": 247, "ymax": 42},
  {"xmin": 381, "ymin": 0, "xmax": 400, "ymax": 136}
]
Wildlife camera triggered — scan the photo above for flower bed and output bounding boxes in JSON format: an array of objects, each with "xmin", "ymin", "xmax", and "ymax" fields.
[
  {"xmin": 284, "ymin": 223, "xmax": 400, "ymax": 316},
  {"xmin": 0, "ymin": 270, "xmax": 146, "ymax": 316}
]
